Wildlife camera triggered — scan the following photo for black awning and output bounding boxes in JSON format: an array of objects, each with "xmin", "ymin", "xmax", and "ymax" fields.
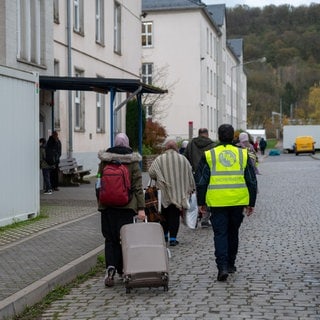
[{"xmin": 39, "ymin": 76, "xmax": 167, "ymax": 94}]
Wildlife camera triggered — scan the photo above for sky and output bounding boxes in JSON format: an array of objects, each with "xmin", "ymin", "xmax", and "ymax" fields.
[{"xmin": 205, "ymin": 0, "xmax": 320, "ymax": 7}]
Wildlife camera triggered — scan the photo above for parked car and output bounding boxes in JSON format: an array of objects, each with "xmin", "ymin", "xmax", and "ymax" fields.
[{"xmin": 294, "ymin": 136, "xmax": 315, "ymax": 155}]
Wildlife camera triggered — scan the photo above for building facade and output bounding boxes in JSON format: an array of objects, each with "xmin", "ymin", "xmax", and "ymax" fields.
[{"xmin": 141, "ymin": 0, "xmax": 247, "ymax": 141}]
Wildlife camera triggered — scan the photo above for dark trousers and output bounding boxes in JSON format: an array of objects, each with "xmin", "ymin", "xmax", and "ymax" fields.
[
  {"xmin": 160, "ymin": 204, "xmax": 181, "ymax": 240},
  {"xmin": 210, "ymin": 206, "xmax": 244, "ymax": 271},
  {"xmin": 50, "ymin": 165, "xmax": 59, "ymax": 189},
  {"xmin": 42, "ymin": 168, "xmax": 52, "ymax": 191},
  {"xmin": 101, "ymin": 209, "xmax": 135, "ymax": 273}
]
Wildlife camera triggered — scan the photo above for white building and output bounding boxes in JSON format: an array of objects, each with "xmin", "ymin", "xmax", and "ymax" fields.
[
  {"xmin": 52, "ymin": 0, "xmax": 143, "ymax": 170},
  {"xmin": 141, "ymin": 0, "xmax": 247, "ymax": 141}
]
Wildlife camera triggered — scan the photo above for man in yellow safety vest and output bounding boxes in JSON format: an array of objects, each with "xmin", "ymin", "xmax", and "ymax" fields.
[{"xmin": 195, "ymin": 124, "xmax": 258, "ymax": 281}]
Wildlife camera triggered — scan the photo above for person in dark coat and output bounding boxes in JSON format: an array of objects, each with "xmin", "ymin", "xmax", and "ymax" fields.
[
  {"xmin": 46, "ymin": 131, "xmax": 62, "ymax": 191},
  {"xmin": 184, "ymin": 128, "xmax": 216, "ymax": 227},
  {"xmin": 40, "ymin": 138, "xmax": 53, "ymax": 194},
  {"xmin": 259, "ymin": 138, "xmax": 267, "ymax": 155}
]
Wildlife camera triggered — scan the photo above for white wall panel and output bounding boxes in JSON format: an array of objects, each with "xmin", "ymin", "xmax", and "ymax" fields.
[{"xmin": 0, "ymin": 65, "xmax": 39, "ymax": 226}]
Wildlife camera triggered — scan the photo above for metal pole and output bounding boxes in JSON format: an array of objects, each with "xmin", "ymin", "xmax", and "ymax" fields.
[
  {"xmin": 67, "ymin": 0, "xmax": 73, "ymax": 158},
  {"xmin": 137, "ymin": 93, "xmax": 143, "ymax": 155},
  {"xmin": 51, "ymin": 91, "xmax": 54, "ymax": 131},
  {"xmin": 110, "ymin": 88, "xmax": 115, "ymax": 146},
  {"xmin": 231, "ymin": 67, "xmax": 234, "ymax": 126}
]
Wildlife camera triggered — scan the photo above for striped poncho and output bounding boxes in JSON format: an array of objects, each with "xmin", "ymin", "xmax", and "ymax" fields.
[{"xmin": 148, "ymin": 149, "xmax": 195, "ymax": 210}]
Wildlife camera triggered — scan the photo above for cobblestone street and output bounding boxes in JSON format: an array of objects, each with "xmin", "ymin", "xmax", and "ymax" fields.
[{"xmin": 38, "ymin": 154, "xmax": 320, "ymax": 320}]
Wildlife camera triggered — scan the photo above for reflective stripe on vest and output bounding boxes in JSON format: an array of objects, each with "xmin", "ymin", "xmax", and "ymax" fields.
[{"xmin": 205, "ymin": 145, "xmax": 249, "ymax": 207}]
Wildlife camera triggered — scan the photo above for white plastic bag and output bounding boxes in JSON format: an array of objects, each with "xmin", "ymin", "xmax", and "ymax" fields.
[{"xmin": 185, "ymin": 193, "xmax": 198, "ymax": 229}]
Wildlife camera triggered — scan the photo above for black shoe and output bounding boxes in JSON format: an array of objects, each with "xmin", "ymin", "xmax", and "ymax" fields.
[
  {"xmin": 169, "ymin": 240, "xmax": 179, "ymax": 246},
  {"xmin": 104, "ymin": 267, "xmax": 116, "ymax": 287},
  {"xmin": 217, "ymin": 270, "xmax": 229, "ymax": 281},
  {"xmin": 201, "ymin": 221, "xmax": 211, "ymax": 228},
  {"xmin": 228, "ymin": 266, "xmax": 237, "ymax": 273}
]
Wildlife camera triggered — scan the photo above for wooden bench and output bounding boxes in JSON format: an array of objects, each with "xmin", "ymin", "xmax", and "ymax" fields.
[{"xmin": 58, "ymin": 158, "xmax": 91, "ymax": 186}]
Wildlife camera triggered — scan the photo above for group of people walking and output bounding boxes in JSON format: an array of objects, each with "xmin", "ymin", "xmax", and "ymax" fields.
[
  {"xmin": 97, "ymin": 124, "xmax": 258, "ymax": 287},
  {"xmin": 39, "ymin": 131, "xmax": 62, "ymax": 194}
]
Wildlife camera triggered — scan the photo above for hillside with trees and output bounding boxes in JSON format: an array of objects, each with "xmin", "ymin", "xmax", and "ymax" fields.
[{"xmin": 226, "ymin": 3, "xmax": 320, "ymax": 137}]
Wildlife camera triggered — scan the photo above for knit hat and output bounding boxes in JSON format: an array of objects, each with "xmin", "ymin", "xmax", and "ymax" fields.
[
  {"xmin": 114, "ymin": 133, "xmax": 130, "ymax": 147},
  {"xmin": 181, "ymin": 140, "xmax": 189, "ymax": 148},
  {"xmin": 239, "ymin": 132, "xmax": 249, "ymax": 143}
]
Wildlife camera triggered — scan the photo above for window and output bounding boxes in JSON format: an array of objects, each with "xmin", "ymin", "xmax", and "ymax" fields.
[
  {"xmin": 74, "ymin": 69, "xmax": 85, "ymax": 131},
  {"xmin": 141, "ymin": 63, "xmax": 153, "ymax": 85},
  {"xmin": 206, "ymin": 67, "xmax": 209, "ymax": 93},
  {"xmin": 73, "ymin": 0, "xmax": 84, "ymax": 34},
  {"xmin": 114, "ymin": 1, "xmax": 121, "ymax": 54},
  {"xmin": 96, "ymin": 77, "xmax": 105, "ymax": 132},
  {"xmin": 53, "ymin": 0, "xmax": 59, "ymax": 23},
  {"xmin": 146, "ymin": 104, "xmax": 153, "ymax": 119},
  {"xmin": 54, "ymin": 60, "xmax": 60, "ymax": 129},
  {"xmin": 95, "ymin": 0, "xmax": 104, "ymax": 44},
  {"xmin": 142, "ymin": 22, "xmax": 153, "ymax": 47},
  {"xmin": 206, "ymin": 28, "xmax": 209, "ymax": 54},
  {"xmin": 17, "ymin": 0, "xmax": 45, "ymax": 66}
]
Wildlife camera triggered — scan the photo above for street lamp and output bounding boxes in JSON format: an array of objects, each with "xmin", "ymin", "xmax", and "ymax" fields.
[
  {"xmin": 272, "ymin": 111, "xmax": 282, "ymax": 124},
  {"xmin": 272, "ymin": 111, "xmax": 282, "ymax": 139},
  {"xmin": 230, "ymin": 57, "xmax": 266, "ymax": 127}
]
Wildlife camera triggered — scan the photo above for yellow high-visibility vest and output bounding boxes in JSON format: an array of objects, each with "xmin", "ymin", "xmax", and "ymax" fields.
[{"xmin": 205, "ymin": 145, "xmax": 249, "ymax": 207}]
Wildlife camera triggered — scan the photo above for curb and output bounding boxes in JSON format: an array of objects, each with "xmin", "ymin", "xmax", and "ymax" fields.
[{"xmin": 0, "ymin": 245, "xmax": 104, "ymax": 320}]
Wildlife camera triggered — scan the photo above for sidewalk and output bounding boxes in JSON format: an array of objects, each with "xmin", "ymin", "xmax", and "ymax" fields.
[{"xmin": 0, "ymin": 174, "xmax": 151, "ymax": 319}]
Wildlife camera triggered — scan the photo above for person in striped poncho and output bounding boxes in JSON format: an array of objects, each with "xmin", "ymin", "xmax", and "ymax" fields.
[{"xmin": 149, "ymin": 140, "xmax": 195, "ymax": 246}]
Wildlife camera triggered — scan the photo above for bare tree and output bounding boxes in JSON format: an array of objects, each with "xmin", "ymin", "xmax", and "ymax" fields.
[{"xmin": 142, "ymin": 64, "xmax": 177, "ymax": 122}]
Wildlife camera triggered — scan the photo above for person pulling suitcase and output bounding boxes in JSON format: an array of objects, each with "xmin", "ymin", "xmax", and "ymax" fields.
[{"xmin": 96, "ymin": 133, "xmax": 146, "ymax": 287}]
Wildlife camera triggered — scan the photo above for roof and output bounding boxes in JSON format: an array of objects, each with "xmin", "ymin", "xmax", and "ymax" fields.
[
  {"xmin": 142, "ymin": 0, "xmax": 221, "ymax": 34},
  {"xmin": 39, "ymin": 76, "xmax": 168, "ymax": 95},
  {"xmin": 227, "ymin": 38, "xmax": 243, "ymax": 59},
  {"xmin": 142, "ymin": 0, "xmax": 205, "ymax": 11},
  {"xmin": 206, "ymin": 4, "xmax": 226, "ymax": 27}
]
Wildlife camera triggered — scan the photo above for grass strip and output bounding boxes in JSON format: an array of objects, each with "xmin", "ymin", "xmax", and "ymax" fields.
[{"xmin": 12, "ymin": 255, "xmax": 105, "ymax": 320}]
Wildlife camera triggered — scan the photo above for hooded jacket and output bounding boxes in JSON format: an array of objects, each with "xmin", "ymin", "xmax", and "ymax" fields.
[
  {"xmin": 184, "ymin": 136, "xmax": 216, "ymax": 173},
  {"xmin": 97, "ymin": 146, "xmax": 144, "ymax": 212}
]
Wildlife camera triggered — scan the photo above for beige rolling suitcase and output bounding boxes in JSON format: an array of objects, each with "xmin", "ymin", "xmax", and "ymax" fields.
[{"xmin": 120, "ymin": 218, "xmax": 169, "ymax": 293}]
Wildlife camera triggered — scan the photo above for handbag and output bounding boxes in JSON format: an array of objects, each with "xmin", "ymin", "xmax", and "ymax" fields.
[
  {"xmin": 144, "ymin": 180, "xmax": 165, "ymax": 223},
  {"xmin": 184, "ymin": 193, "xmax": 198, "ymax": 229}
]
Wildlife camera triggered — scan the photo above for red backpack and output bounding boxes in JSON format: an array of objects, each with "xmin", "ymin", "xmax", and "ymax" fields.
[{"xmin": 99, "ymin": 161, "xmax": 132, "ymax": 207}]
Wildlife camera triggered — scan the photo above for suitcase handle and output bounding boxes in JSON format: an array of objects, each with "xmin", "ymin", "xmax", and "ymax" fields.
[{"xmin": 133, "ymin": 215, "xmax": 148, "ymax": 223}]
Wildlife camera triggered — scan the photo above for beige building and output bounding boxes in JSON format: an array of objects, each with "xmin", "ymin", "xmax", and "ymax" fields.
[
  {"xmin": 141, "ymin": 0, "xmax": 247, "ymax": 141},
  {"xmin": 0, "ymin": 0, "xmax": 143, "ymax": 173}
]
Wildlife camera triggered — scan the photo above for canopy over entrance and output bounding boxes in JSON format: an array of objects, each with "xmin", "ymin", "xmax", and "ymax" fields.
[
  {"xmin": 39, "ymin": 76, "xmax": 167, "ymax": 95},
  {"xmin": 39, "ymin": 76, "xmax": 167, "ymax": 155}
]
